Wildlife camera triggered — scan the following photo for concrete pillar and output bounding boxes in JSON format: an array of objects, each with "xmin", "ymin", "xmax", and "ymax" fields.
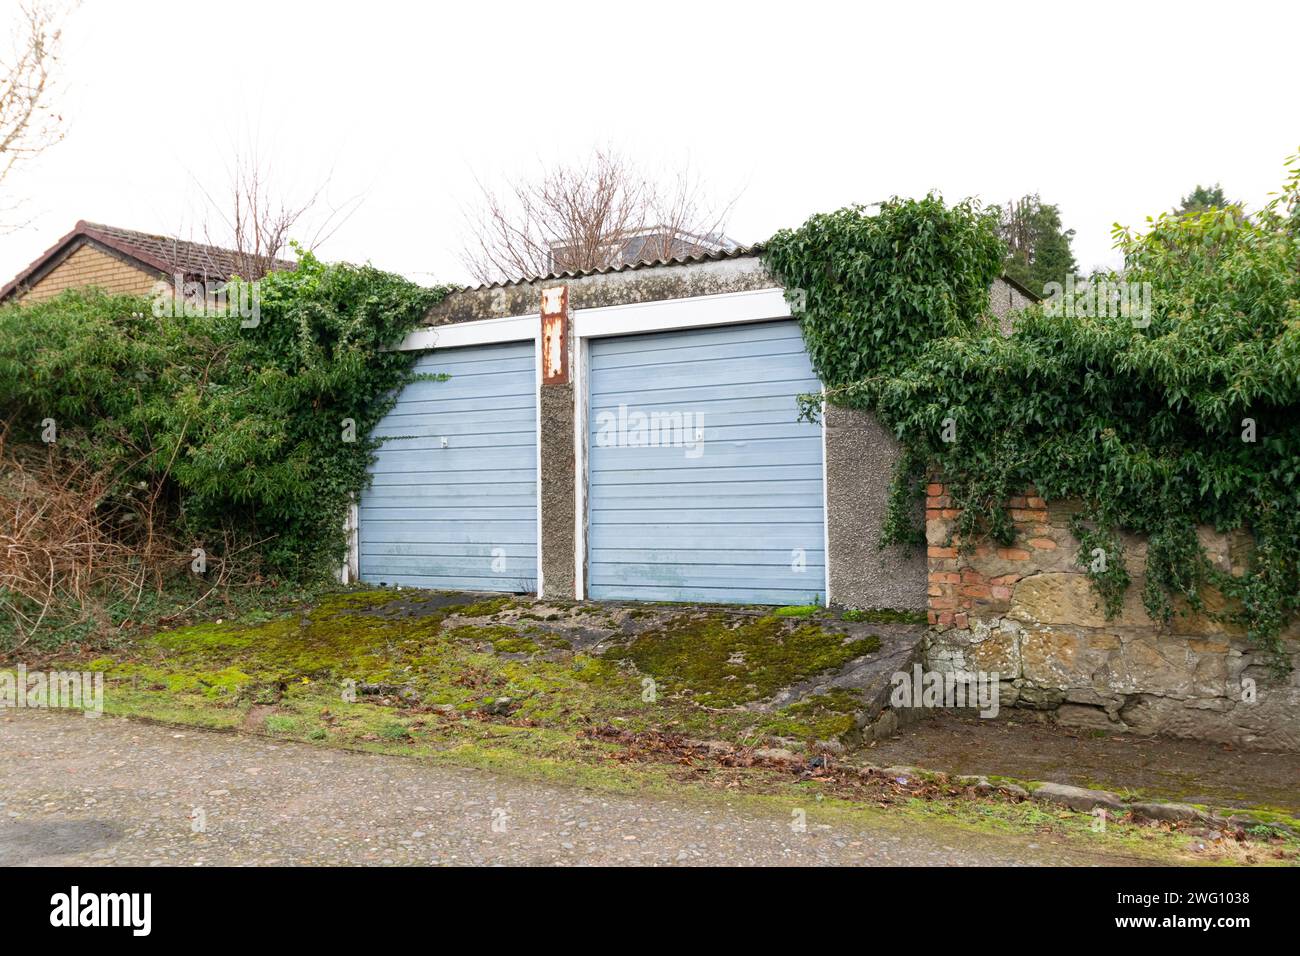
[{"xmin": 538, "ymin": 286, "xmax": 577, "ymax": 598}]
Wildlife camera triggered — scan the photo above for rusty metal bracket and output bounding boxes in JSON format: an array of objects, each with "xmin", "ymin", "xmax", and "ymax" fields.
[{"xmin": 540, "ymin": 285, "xmax": 569, "ymax": 385}]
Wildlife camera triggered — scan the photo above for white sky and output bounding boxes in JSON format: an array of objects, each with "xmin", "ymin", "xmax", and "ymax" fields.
[{"xmin": 2, "ymin": 0, "xmax": 1297, "ymax": 290}]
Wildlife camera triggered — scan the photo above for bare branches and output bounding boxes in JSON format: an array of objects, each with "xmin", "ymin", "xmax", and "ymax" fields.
[
  {"xmin": 462, "ymin": 148, "xmax": 737, "ymax": 285},
  {"xmin": 639, "ymin": 161, "xmax": 738, "ymax": 264},
  {"xmin": 0, "ymin": 444, "xmax": 182, "ymax": 649},
  {"xmin": 0, "ymin": 438, "xmax": 265, "ymax": 651},
  {"xmin": 0, "ymin": 2, "xmax": 69, "ymax": 228},
  {"xmin": 190, "ymin": 145, "xmax": 363, "ymax": 280}
]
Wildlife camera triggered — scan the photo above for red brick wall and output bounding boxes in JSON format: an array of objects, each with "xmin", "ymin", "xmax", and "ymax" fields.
[{"xmin": 925, "ymin": 482, "xmax": 1052, "ymax": 629}]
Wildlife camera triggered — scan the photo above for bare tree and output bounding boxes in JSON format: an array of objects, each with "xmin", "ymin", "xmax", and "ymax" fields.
[
  {"xmin": 462, "ymin": 148, "xmax": 738, "ymax": 285},
  {"xmin": 0, "ymin": 2, "xmax": 68, "ymax": 228},
  {"xmin": 189, "ymin": 145, "xmax": 362, "ymax": 280}
]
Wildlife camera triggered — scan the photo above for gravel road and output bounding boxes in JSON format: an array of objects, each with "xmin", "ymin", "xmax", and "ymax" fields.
[{"xmin": 1, "ymin": 709, "xmax": 1130, "ymax": 866}]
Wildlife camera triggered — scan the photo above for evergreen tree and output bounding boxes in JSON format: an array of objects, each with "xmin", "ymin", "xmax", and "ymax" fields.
[
  {"xmin": 1177, "ymin": 183, "xmax": 1232, "ymax": 215},
  {"xmin": 995, "ymin": 195, "xmax": 1078, "ymax": 295}
]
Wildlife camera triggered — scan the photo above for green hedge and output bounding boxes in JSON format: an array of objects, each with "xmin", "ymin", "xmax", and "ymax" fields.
[
  {"xmin": 766, "ymin": 156, "xmax": 1300, "ymax": 665},
  {"xmin": 0, "ymin": 248, "xmax": 450, "ymax": 580}
]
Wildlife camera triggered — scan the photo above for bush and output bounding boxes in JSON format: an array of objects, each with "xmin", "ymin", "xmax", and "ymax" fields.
[
  {"xmin": 0, "ymin": 249, "xmax": 449, "ymax": 645},
  {"xmin": 765, "ymin": 155, "xmax": 1300, "ymax": 664}
]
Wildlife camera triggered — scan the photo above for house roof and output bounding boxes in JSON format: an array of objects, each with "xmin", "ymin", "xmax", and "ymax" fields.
[
  {"xmin": 0, "ymin": 220, "xmax": 297, "ymax": 302},
  {"xmin": 998, "ymin": 272, "xmax": 1041, "ymax": 302}
]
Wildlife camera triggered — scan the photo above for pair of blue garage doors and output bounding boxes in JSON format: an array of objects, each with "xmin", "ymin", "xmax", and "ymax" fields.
[{"xmin": 358, "ymin": 320, "xmax": 825, "ymax": 605}]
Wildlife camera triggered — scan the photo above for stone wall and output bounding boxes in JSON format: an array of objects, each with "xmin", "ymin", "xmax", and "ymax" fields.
[{"xmin": 924, "ymin": 482, "xmax": 1300, "ymax": 751}]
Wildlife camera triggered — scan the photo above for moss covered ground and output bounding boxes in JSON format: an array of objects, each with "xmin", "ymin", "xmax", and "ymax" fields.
[
  {"xmin": 23, "ymin": 586, "xmax": 1297, "ymax": 866},
  {"xmin": 70, "ymin": 589, "xmax": 873, "ymax": 748}
]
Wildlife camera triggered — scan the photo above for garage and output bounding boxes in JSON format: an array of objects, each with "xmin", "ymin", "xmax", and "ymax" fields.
[
  {"xmin": 585, "ymin": 319, "xmax": 825, "ymax": 604},
  {"xmin": 358, "ymin": 339, "xmax": 538, "ymax": 591}
]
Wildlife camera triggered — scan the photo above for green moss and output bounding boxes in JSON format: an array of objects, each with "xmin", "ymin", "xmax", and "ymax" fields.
[
  {"xmin": 314, "ymin": 589, "xmax": 402, "ymax": 612},
  {"xmin": 81, "ymin": 593, "xmax": 1229, "ymax": 859},
  {"xmin": 446, "ymin": 624, "xmax": 539, "ymax": 653},
  {"xmin": 99, "ymin": 687, "xmax": 246, "ymax": 729},
  {"xmin": 164, "ymin": 666, "xmax": 254, "ymax": 698},
  {"xmin": 453, "ymin": 596, "xmax": 515, "ymax": 617},
  {"xmin": 608, "ymin": 612, "xmax": 880, "ymax": 707},
  {"xmin": 772, "ymin": 604, "xmax": 821, "ymax": 618},
  {"xmin": 762, "ymin": 688, "xmax": 863, "ymax": 740},
  {"xmin": 68, "ymin": 594, "xmax": 882, "ymax": 753},
  {"xmin": 151, "ymin": 620, "xmax": 252, "ymax": 651},
  {"xmin": 62, "ymin": 585, "xmax": 1287, "ymax": 865},
  {"xmin": 842, "ymin": 607, "xmax": 928, "ymax": 625},
  {"xmin": 235, "ymin": 608, "xmax": 281, "ymax": 626},
  {"xmin": 442, "ymin": 623, "xmax": 570, "ymax": 655},
  {"xmin": 988, "ymin": 774, "xmax": 1032, "ymax": 789}
]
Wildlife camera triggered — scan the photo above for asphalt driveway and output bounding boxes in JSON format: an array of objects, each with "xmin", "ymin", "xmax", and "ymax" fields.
[{"xmin": 1, "ymin": 709, "xmax": 1130, "ymax": 866}]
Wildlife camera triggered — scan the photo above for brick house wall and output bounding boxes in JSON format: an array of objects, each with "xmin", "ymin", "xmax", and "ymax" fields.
[{"xmin": 19, "ymin": 243, "xmax": 159, "ymax": 303}]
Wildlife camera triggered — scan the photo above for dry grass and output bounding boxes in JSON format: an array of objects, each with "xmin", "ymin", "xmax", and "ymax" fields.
[{"xmin": 0, "ymin": 431, "xmax": 253, "ymax": 651}]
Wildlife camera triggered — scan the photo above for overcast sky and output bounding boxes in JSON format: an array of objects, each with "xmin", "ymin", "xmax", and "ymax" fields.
[{"xmin": 2, "ymin": 0, "xmax": 1296, "ymax": 291}]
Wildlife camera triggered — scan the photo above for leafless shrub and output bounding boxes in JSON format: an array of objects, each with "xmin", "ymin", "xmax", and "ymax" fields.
[
  {"xmin": 462, "ymin": 147, "xmax": 738, "ymax": 285},
  {"xmin": 187, "ymin": 145, "xmax": 363, "ymax": 280}
]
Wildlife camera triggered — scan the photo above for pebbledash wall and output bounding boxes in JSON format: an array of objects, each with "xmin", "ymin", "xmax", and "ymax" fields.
[{"xmin": 924, "ymin": 483, "xmax": 1300, "ymax": 750}]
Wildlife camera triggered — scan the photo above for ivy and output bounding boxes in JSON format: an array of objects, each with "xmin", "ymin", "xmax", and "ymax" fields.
[
  {"xmin": 764, "ymin": 195, "xmax": 1004, "ymax": 421},
  {"xmin": 765, "ymin": 157, "xmax": 1300, "ymax": 668},
  {"xmin": 0, "ymin": 248, "xmax": 451, "ymax": 580},
  {"xmin": 1068, "ymin": 515, "xmax": 1129, "ymax": 619}
]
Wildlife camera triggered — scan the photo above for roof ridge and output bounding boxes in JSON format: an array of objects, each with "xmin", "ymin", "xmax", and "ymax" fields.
[{"xmin": 82, "ymin": 221, "xmax": 296, "ymax": 264}]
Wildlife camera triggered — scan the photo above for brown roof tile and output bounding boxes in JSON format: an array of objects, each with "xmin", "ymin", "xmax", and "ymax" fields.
[{"xmin": 0, "ymin": 220, "xmax": 297, "ymax": 302}]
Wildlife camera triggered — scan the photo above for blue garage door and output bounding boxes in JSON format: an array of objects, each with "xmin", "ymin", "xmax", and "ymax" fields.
[
  {"xmin": 587, "ymin": 320, "xmax": 825, "ymax": 604},
  {"xmin": 359, "ymin": 340, "xmax": 537, "ymax": 591}
]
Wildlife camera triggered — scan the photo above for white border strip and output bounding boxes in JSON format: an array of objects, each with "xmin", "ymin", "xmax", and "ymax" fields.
[
  {"xmin": 533, "ymin": 324, "xmax": 544, "ymax": 598},
  {"xmin": 396, "ymin": 313, "xmax": 537, "ymax": 351},
  {"xmin": 396, "ymin": 286, "xmax": 789, "ymax": 353},
  {"xmin": 338, "ymin": 496, "xmax": 359, "ymax": 584},
  {"xmin": 820, "ymin": 395, "xmax": 831, "ymax": 606},
  {"xmin": 573, "ymin": 334, "xmax": 590, "ymax": 598},
  {"xmin": 573, "ymin": 287, "xmax": 791, "ymax": 339}
]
